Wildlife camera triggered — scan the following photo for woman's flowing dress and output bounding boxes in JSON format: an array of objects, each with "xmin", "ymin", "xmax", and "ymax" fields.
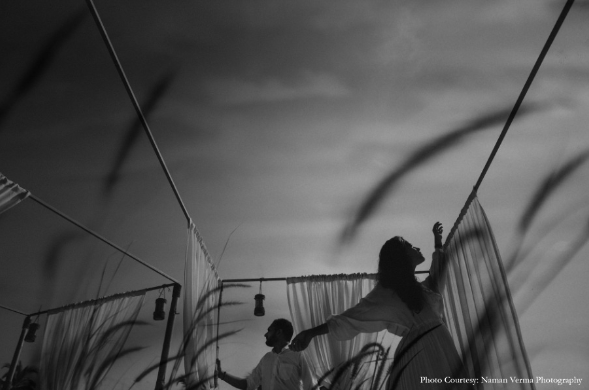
[{"xmin": 326, "ymin": 252, "xmax": 465, "ymax": 389}]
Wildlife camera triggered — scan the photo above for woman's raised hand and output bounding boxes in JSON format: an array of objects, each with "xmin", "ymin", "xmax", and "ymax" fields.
[{"xmin": 433, "ymin": 222, "xmax": 443, "ymax": 249}]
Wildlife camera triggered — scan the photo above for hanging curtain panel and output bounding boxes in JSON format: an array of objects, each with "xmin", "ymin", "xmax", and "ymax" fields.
[
  {"xmin": 443, "ymin": 195, "xmax": 535, "ymax": 389},
  {"xmin": 287, "ymin": 274, "xmax": 398, "ymax": 390},
  {"xmin": 183, "ymin": 222, "xmax": 220, "ymax": 389},
  {"xmin": 39, "ymin": 293, "xmax": 145, "ymax": 390},
  {"xmin": 0, "ymin": 172, "xmax": 30, "ymax": 215}
]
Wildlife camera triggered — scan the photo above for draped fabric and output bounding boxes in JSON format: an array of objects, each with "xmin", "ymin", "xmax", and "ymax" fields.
[
  {"xmin": 443, "ymin": 195, "xmax": 534, "ymax": 389},
  {"xmin": 0, "ymin": 172, "xmax": 30, "ymax": 215},
  {"xmin": 183, "ymin": 222, "xmax": 220, "ymax": 389},
  {"xmin": 39, "ymin": 293, "xmax": 145, "ymax": 390},
  {"xmin": 287, "ymin": 274, "xmax": 397, "ymax": 390}
]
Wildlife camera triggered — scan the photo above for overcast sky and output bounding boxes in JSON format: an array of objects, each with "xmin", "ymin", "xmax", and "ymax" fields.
[{"xmin": 1, "ymin": 1, "xmax": 588, "ymax": 389}]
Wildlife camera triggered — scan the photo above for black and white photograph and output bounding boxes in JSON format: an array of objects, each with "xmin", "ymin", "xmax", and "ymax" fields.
[{"xmin": 1, "ymin": 1, "xmax": 588, "ymax": 389}]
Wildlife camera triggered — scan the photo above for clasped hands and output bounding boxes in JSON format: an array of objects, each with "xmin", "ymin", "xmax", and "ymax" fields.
[{"xmin": 289, "ymin": 329, "xmax": 313, "ymax": 352}]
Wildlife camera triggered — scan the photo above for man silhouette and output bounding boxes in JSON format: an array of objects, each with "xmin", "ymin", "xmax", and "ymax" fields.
[{"xmin": 217, "ymin": 318, "xmax": 313, "ymax": 390}]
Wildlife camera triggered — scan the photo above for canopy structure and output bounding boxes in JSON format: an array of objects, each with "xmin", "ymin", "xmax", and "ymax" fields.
[
  {"xmin": 38, "ymin": 291, "xmax": 146, "ymax": 390},
  {"xmin": 2, "ymin": 284, "xmax": 175, "ymax": 390}
]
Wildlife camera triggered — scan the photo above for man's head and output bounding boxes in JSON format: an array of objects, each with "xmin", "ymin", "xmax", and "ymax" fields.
[{"xmin": 264, "ymin": 318, "xmax": 294, "ymax": 348}]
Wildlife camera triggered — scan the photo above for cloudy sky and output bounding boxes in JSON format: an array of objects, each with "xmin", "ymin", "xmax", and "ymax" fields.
[{"xmin": 1, "ymin": 0, "xmax": 588, "ymax": 389}]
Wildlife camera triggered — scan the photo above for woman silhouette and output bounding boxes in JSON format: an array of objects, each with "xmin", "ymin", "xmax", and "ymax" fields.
[{"xmin": 290, "ymin": 222, "xmax": 465, "ymax": 389}]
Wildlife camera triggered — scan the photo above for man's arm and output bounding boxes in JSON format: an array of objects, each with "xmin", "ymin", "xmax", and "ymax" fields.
[
  {"xmin": 216, "ymin": 359, "xmax": 248, "ymax": 390},
  {"xmin": 219, "ymin": 371, "xmax": 248, "ymax": 390}
]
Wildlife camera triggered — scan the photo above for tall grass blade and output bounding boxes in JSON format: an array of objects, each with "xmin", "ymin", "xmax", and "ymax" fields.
[
  {"xmin": 87, "ymin": 346, "xmax": 146, "ymax": 390},
  {"xmin": 340, "ymin": 104, "xmax": 540, "ymax": 244},
  {"xmin": 516, "ymin": 217, "xmax": 589, "ymax": 314},
  {"xmin": 40, "ymin": 230, "xmax": 82, "ymax": 309},
  {"xmin": 102, "ymin": 242, "xmax": 134, "ymax": 296},
  {"xmin": 133, "ymin": 283, "xmax": 245, "ymax": 389},
  {"xmin": 0, "ymin": 10, "xmax": 85, "ymax": 128},
  {"xmin": 518, "ymin": 149, "xmax": 589, "ymax": 233},
  {"xmin": 103, "ymin": 71, "xmax": 177, "ymax": 195},
  {"xmin": 506, "ymin": 150, "xmax": 589, "ymax": 277}
]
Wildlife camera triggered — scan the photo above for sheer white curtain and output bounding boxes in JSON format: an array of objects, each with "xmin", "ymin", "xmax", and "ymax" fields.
[
  {"xmin": 287, "ymin": 274, "xmax": 396, "ymax": 390},
  {"xmin": 443, "ymin": 195, "xmax": 534, "ymax": 389},
  {"xmin": 39, "ymin": 293, "xmax": 145, "ymax": 390},
  {"xmin": 0, "ymin": 172, "xmax": 29, "ymax": 215},
  {"xmin": 183, "ymin": 222, "xmax": 220, "ymax": 389}
]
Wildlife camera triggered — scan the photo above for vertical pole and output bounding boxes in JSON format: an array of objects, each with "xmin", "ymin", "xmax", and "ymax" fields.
[
  {"xmin": 3, "ymin": 316, "xmax": 31, "ymax": 390},
  {"xmin": 214, "ymin": 283, "xmax": 224, "ymax": 388},
  {"xmin": 155, "ymin": 283, "xmax": 181, "ymax": 390}
]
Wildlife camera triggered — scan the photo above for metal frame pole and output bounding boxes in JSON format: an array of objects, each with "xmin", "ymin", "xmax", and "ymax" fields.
[
  {"xmin": 214, "ymin": 283, "xmax": 224, "ymax": 388},
  {"xmin": 29, "ymin": 195, "xmax": 180, "ymax": 285},
  {"xmin": 155, "ymin": 283, "xmax": 182, "ymax": 390},
  {"xmin": 221, "ymin": 272, "xmax": 429, "ymax": 284},
  {"xmin": 28, "ymin": 283, "xmax": 176, "ymax": 317},
  {"xmin": 3, "ymin": 316, "xmax": 31, "ymax": 390}
]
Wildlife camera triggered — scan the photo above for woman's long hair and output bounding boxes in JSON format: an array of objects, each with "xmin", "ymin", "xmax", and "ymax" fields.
[{"xmin": 377, "ymin": 236, "xmax": 425, "ymax": 313}]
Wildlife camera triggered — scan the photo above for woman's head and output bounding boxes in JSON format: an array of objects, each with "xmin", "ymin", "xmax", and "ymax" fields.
[
  {"xmin": 377, "ymin": 236, "xmax": 425, "ymax": 312},
  {"xmin": 379, "ymin": 237, "xmax": 424, "ymax": 271}
]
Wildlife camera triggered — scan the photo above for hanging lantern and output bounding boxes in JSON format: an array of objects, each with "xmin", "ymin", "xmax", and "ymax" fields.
[
  {"xmin": 254, "ymin": 281, "xmax": 265, "ymax": 316},
  {"xmin": 24, "ymin": 322, "xmax": 40, "ymax": 343},
  {"xmin": 153, "ymin": 297, "xmax": 167, "ymax": 321}
]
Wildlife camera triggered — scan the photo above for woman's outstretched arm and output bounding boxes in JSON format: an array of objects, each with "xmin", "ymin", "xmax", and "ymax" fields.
[{"xmin": 290, "ymin": 323, "xmax": 329, "ymax": 352}]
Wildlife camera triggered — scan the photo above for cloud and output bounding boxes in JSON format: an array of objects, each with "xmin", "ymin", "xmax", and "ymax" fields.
[{"xmin": 205, "ymin": 72, "xmax": 349, "ymax": 106}]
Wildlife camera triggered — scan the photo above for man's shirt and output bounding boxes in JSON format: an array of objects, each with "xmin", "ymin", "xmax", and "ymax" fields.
[{"xmin": 246, "ymin": 347, "xmax": 312, "ymax": 390}]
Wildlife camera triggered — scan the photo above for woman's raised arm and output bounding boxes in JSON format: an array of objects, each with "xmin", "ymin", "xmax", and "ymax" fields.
[
  {"xmin": 423, "ymin": 222, "xmax": 449, "ymax": 294},
  {"xmin": 433, "ymin": 221, "xmax": 443, "ymax": 250}
]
